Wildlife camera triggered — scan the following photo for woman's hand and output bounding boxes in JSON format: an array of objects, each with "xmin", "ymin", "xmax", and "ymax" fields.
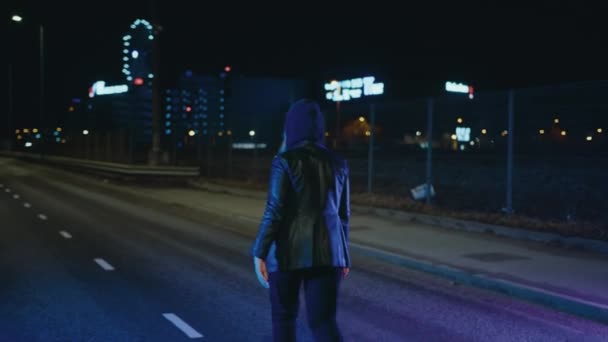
[{"xmin": 254, "ymin": 257, "xmax": 269, "ymax": 288}]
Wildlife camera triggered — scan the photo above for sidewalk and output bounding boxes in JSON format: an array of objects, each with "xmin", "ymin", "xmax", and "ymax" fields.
[{"xmin": 115, "ymin": 179, "xmax": 608, "ymax": 324}]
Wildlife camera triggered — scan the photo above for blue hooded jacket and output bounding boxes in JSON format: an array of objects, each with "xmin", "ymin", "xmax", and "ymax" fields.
[{"xmin": 251, "ymin": 99, "xmax": 351, "ymax": 272}]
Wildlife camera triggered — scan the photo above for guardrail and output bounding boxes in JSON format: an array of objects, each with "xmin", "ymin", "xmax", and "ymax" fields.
[{"xmin": 0, "ymin": 151, "xmax": 200, "ymax": 179}]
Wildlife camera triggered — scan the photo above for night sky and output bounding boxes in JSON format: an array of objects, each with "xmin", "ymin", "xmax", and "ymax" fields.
[{"xmin": 3, "ymin": 0, "xmax": 608, "ymax": 126}]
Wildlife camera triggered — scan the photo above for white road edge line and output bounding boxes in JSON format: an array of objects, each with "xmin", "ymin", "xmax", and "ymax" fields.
[
  {"xmin": 24, "ymin": 203, "xmax": 31, "ymax": 208},
  {"xmin": 162, "ymin": 313, "xmax": 204, "ymax": 339},
  {"xmin": 94, "ymin": 258, "xmax": 115, "ymax": 271},
  {"xmin": 59, "ymin": 231, "xmax": 72, "ymax": 239},
  {"xmin": 37, "ymin": 214, "xmax": 48, "ymax": 220}
]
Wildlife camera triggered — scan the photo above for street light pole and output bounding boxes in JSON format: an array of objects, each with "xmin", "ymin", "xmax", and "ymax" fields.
[
  {"xmin": 39, "ymin": 24, "xmax": 45, "ymax": 159},
  {"xmin": 7, "ymin": 63, "xmax": 13, "ymax": 151}
]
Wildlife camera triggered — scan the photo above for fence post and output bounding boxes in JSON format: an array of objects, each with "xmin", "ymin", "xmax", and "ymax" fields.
[
  {"xmin": 505, "ymin": 89, "xmax": 515, "ymax": 215},
  {"xmin": 367, "ymin": 104, "xmax": 375, "ymax": 193},
  {"xmin": 425, "ymin": 97, "xmax": 434, "ymax": 204}
]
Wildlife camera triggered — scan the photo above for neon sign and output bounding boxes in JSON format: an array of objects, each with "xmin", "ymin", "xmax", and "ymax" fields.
[
  {"xmin": 446, "ymin": 81, "xmax": 474, "ymax": 99},
  {"xmin": 88, "ymin": 81, "xmax": 129, "ymax": 98},
  {"xmin": 325, "ymin": 76, "xmax": 384, "ymax": 102}
]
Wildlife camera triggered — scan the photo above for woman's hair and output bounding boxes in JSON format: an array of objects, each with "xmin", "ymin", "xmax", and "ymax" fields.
[{"xmin": 283, "ymin": 99, "xmax": 325, "ymax": 149}]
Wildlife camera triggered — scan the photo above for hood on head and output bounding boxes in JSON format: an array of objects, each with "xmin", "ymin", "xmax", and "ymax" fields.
[{"xmin": 284, "ymin": 99, "xmax": 325, "ymax": 149}]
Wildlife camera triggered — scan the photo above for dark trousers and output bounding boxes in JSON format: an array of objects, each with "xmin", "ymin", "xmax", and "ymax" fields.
[{"xmin": 269, "ymin": 267, "xmax": 343, "ymax": 342}]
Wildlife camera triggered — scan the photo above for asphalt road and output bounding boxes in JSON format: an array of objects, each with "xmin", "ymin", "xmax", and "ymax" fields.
[{"xmin": 1, "ymin": 158, "xmax": 607, "ymax": 341}]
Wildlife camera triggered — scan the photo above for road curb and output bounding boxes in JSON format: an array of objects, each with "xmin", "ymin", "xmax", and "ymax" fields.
[{"xmin": 350, "ymin": 241, "xmax": 608, "ymax": 324}]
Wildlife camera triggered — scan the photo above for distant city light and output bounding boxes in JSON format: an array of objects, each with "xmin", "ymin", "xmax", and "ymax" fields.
[
  {"xmin": 554, "ymin": 118, "xmax": 560, "ymax": 124},
  {"xmin": 445, "ymin": 81, "xmax": 474, "ymax": 99},
  {"xmin": 501, "ymin": 130, "xmax": 508, "ymax": 137},
  {"xmin": 470, "ymin": 141, "xmax": 475, "ymax": 146},
  {"xmin": 89, "ymin": 81, "xmax": 129, "ymax": 97},
  {"xmin": 15, "ymin": 129, "xmax": 20, "ymax": 134},
  {"xmin": 451, "ymin": 134, "xmax": 457, "ymax": 140},
  {"xmin": 35, "ymin": 134, "xmax": 41, "ymax": 139},
  {"xmin": 561, "ymin": 130, "xmax": 567, "ymax": 136},
  {"xmin": 124, "ymin": 42, "xmax": 130, "ymax": 46},
  {"xmin": 61, "ymin": 139, "xmax": 66, "ymax": 144},
  {"xmin": 359, "ymin": 116, "xmax": 365, "ymax": 122},
  {"xmin": 539, "ymin": 129, "xmax": 545, "ymax": 135},
  {"xmin": 127, "ymin": 76, "xmax": 133, "ymax": 81},
  {"xmin": 224, "ymin": 65, "xmax": 231, "ymax": 72},
  {"xmin": 365, "ymin": 130, "xmax": 371, "ymax": 137},
  {"xmin": 32, "ymin": 128, "xmax": 39, "ymax": 133},
  {"xmin": 232, "ymin": 143, "xmax": 267, "ymax": 150},
  {"xmin": 481, "ymin": 129, "xmax": 487, "ymax": 135},
  {"xmin": 56, "ymin": 137, "xmax": 61, "ymax": 143},
  {"xmin": 325, "ymin": 132, "xmax": 330, "ymax": 137},
  {"xmin": 23, "ymin": 129, "xmax": 29, "ymax": 133},
  {"xmin": 25, "ymin": 142, "xmax": 32, "ymax": 148},
  {"xmin": 456, "ymin": 127, "xmax": 471, "ymax": 142},
  {"xmin": 68, "ymin": 106, "xmax": 75, "ymax": 112},
  {"xmin": 148, "ymin": 35, "xmax": 154, "ymax": 40},
  {"xmin": 56, "ymin": 127, "xmax": 63, "ymax": 132},
  {"xmin": 598, "ymin": 128, "xmax": 603, "ymax": 134},
  {"xmin": 131, "ymin": 50, "xmax": 139, "ymax": 59},
  {"xmin": 188, "ymin": 130, "xmax": 196, "ymax": 137},
  {"xmin": 134, "ymin": 78, "xmax": 144, "ymax": 86},
  {"xmin": 586, "ymin": 136, "xmax": 593, "ymax": 141},
  {"xmin": 249, "ymin": 130, "xmax": 256, "ymax": 137},
  {"xmin": 83, "ymin": 130, "xmax": 89, "ymax": 135},
  {"xmin": 17, "ymin": 135, "xmax": 22, "ymax": 140},
  {"xmin": 416, "ymin": 131, "xmax": 422, "ymax": 137},
  {"xmin": 148, "ymin": 73, "xmax": 154, "ymax": 78},
  {"xmin": 457, "ymin": 117, "xmax": 463, "ymax": 124},
  {"xmin": 218, "ymin": 131, "xmax": 224, "ymax": 137},
  {"xmin": 11, "ymin": 15, "xmax": 23, "ymax": 22},
  {"xmin": 227, "ymin": 130, "xmax": 232, "ymax": 136},
  {"xmin": 186, "ymin": 106, "xmax": 192, "ymax": 112}
]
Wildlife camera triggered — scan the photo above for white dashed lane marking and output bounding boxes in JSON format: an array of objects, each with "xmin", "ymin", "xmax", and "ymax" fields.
[
  {"xmin": 94, "ymin": 258, "xmax": 115, "ymax": 271},
  {"xmin": 24, "ymin": 203, "xmax": 31, "ymax": 208},
  {"xmin": 13, "ymin": 194, "xmax": 20, "ymax": 199},
  {"xmin": 162, "ymin": 313, "xmax": 204, "ymax": 339},
  {"xmin": 37, "ymin": 214, "xmax": 48, "ymax": 221},
  {"xmin": 59, "ymin": 231, "xmax": 72, "ymax": 239}
]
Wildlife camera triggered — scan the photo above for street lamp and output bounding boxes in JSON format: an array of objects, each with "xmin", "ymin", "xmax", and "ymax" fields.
[
  {"xmin": 249, "ymin": 130, "xmax": 255, "ymax": 137},
  {"xmin": 82, "ymin": 130, "xmax": 89, "ymax": 136},
  {"xmin": 10, "ymin": 14, "xmax": 45, "ymax": 158}
]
